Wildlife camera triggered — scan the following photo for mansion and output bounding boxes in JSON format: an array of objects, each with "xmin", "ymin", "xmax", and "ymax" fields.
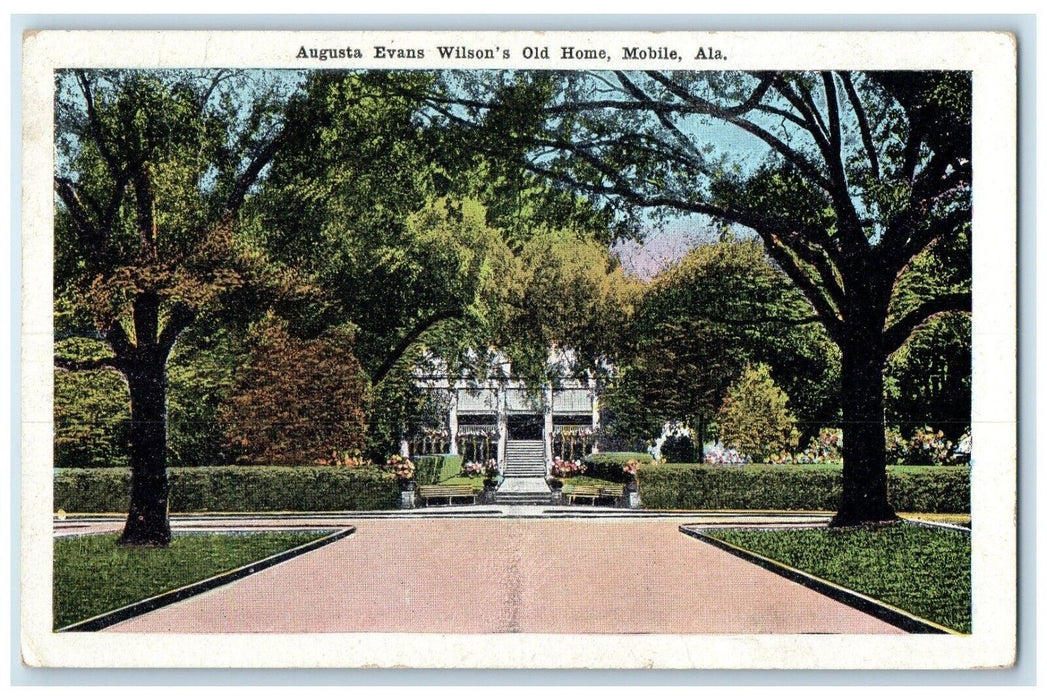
[{"xmin": 409, "ymin": 353, "xmax": 601, "ymax": 476}]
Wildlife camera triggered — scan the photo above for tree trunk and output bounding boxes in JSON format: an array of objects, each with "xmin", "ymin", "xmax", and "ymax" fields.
[
  {"xmin": 118, "ymin": 353, "xmax": 172, "ymax": 546},
  {"xmin": 695, "ymin": 416, "xmax": 705, "ymax": 464},
  {"xmin": 829, "ymin": 322, "xmax": 898, "ymax": 527}
]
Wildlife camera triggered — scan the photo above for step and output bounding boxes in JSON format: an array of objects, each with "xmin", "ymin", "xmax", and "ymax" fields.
[{"xmin": 493, "ymin": 494, "xmax": 555, "ymax": 505}]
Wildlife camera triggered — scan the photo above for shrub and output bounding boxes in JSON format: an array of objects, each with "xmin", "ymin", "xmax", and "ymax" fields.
[
  {"xmin": 716, "ymin": 364, "xmax": 799, "ymax": 461},
  {"xmin": 54, "ymin": 466, "xmax": 400, "ymax": 513},
  {"xmin": 219, "ymin": 318, "xmax": 369, "ymax": 465},
  {"xmin": 636, "ymin": 463, "xmax": 969, "ymax": 513},
  {"xmin": 53, "ymin": 368, "xmax": 130, "ymax": 470},
  {"xmin": 582, "ymin": 452, "xmax": 653, "ymax": 482},
  {"xmin": 885, "ymin": 426, "xmax": 909, "ymax": 464},
  {"xmin": 768, "ymin": 427, "xmax": 843, "ymax": 465},
  {"xmin": 905, "ymin": 426, "xmax": 954, "ymax": 466},
  {"xmin": 660, "ymin": 433, "xmax": 697, "ymax": 463},
  {"xmin": 414, "ymin": 454, "xmax": 464, "ymax": 485}
]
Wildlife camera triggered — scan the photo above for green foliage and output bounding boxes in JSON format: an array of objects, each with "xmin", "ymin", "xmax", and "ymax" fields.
[
  {"xmin": 716, "ymin": 364, "xmax": 799, "ymax": 461},
  {"xmin": 436, "ymin": 475, "xmax": 485, "ymax": 488},
  {"xmin": 364, "ymin": 363, "xmax": 434, "ymax": 463},
  {"xmin": 219, "ymin": 317, "xmax": 369, "ymax": 465},
  {"xmin": 497, "ymin": 229, "xmax": 638, "ymax": 378},
  {"xmin": 53, "ymin": 366, "xmax": 130, "ymax": 469},
  {"xmin": 637, "ymin": 464, "xmax": 970, "ymax": 513},
  {"xmin": 709, "ymin": 524, "xmax": 971, "ymax": 633},
  {"xmin": 596, "ymin": 364, "xmax": 665, "ymax": 451},
  {"xmin": 886, "ymin": 312, "xmax": 971, "ymax": 442},
  {"xmin": 660, "ymin": 433, "xmax": 697, "ymax": 463},
  {"xmin": 165, "ymin": 322, "xmax": 242, "ymax": 466},
  {"xmin": 54, "ymin": 466, "xmax": 400, "ymax": 513},
  {"xmin": 616, "ymin": 241, "xmax": 840, "ymax": 450},
  {"xmin": 581, "ymin": 451, "xmax": 654, "ymax": 483},
  {"xmin": 53, "ymin": 531, "xmax": 324, "ymax": 629},
  {"xmin": 55, "ymin": 69, "xmax": 310, "ymax": 542},
  {"xmin": 253, "ymin": 71, "xmax": 515, "ymax": 383},
  {"xmin": 413, "ymin": 454, "xmax": 464, "ymax": 486},
  {"xmin": 55, "ymin": 69, "xmax": 293, "ymax": 332}
]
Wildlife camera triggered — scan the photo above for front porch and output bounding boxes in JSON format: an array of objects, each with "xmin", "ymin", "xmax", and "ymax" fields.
[{"xmin": 407, "ymin": 377, "xmax": 601, "ymax": 477}]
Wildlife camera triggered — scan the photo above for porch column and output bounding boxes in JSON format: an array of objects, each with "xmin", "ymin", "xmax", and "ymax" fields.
[
  {"xmin": 447, "ymin": 389, "xmax": 459, "ymax": 456},
  {"xmin": 497, "ymin": 381, "xmax": 508, "ymax": 469},
  {"xmin": 590, "ymin": 375, "xmax": 600, "ymax": 454},
  {"xmin": 544, "ymin": 384, "xmax": 554, "ymax": 470}
]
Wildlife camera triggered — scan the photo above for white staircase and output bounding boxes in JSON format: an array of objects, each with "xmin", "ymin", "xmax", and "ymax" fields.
[
  {"xmin": 501, "ymin": 440, "xmax": 547, "ymax": 478},
  {"xmin": 495, "ymin": 440, "xmax": 552, "ymax": 504}
]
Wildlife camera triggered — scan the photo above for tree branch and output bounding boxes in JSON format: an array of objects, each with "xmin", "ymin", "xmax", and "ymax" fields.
[
  {"xmin": 763, "ymin": 232, "xmax": 844, "ymax": 342},
  {"xmin": 883, "ymin": 292, "xmax": 971, "ymax": 357},
  {"xmin": 54, "ymin": 177, "xmax": 103, "ymax": 258},
  {"xmin": 841, "ymin": 72, "xmax": 880, "ymax": 180},
  {"xmin": 371, "ymin": 309, "xmax": 461, "ymax": 386},
  {"xmin": 883, "ymin": 205, "xmax": 970, "ymax": 273},
  {"xmin": 778, "ymin": 229, "xmax": 846, "ymax": 310},
  {"xmin": 158, "ymin": 302, "xmax": 198, "ymax": 355},
  {"xmin": 770, "ymin": 76, "xmax": 830, "ymax": 153},
  {"xmin": 131, "ymin": 167, "xmax": 156, "ymax": 258},
  {"xmin": 223, "ymin": 129, "xmax": 287, "ymax": 218},
  {"xmin": 75, "ymin": 70, "xmax": 122, "ymax": 182},
  {"xmin": 643, "ymin": 71, "xmax": 833, "ymax": 193},
  {"xmin": 612, "ymin": 71, "xmax": 705, "ymax": 161},
  {"xmin": 821, "ymin": 72, "xmax": 843, "ymax": 160}
]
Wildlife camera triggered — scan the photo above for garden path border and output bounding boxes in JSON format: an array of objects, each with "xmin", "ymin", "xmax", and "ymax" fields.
[
  {"xmin": 679, "ymin": 524, "xmax": 960, "ymax": 635},
  {"xmin": 56, "ymin": 526, "xmax": 355, "ymax": 632}
]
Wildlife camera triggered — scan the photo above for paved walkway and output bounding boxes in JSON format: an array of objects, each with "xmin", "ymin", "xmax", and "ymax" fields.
[
  {"xmin": 495, "ymin": 476, "xmax": 551, "ymax": 493},
  {"xmin": 98, "ymin": 516, "xmax": 904, "ymax": 635}
]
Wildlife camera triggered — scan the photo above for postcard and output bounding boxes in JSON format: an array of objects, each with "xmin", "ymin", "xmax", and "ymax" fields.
[{"xmin": 20, "ymin": 29, "xmax": 1017, "ymax": 669}]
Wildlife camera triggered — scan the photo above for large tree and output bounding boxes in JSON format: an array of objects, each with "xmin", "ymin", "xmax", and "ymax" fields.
[
  {"xmin": 54, "ymin": 69, "xmax": 297, "ymax": 545},
  {"xmin": 622, "ymin": 239, "xmax": 839, "ymax": 461},
  {"xmin": 418, "ymin": 70, "xmax": 971, "ymax": 526}
]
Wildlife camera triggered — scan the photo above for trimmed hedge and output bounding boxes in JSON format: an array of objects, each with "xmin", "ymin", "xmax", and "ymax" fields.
[
  {"xmin": 54, "ymin": 466, "xmax": 400, "ymax": 514},
  {"xmin": 637, "ymin": 463, "xmax": 970, "ymax": 513},
  {"xmin": 582, "ymin": 452, "xmax": 654, "ymax": 483},
  {"xmin": 413, "ymin": 454, "xmax": 464, "ymax": 486}
]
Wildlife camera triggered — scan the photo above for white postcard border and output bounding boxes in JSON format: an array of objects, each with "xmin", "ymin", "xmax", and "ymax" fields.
[{"xmin": 20, "ymin": 29, "xmax": 1018, "ymax": 669}]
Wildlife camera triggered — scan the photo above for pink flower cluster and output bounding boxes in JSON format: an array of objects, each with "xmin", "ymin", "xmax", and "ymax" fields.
[
  {"xmin": 462, "ymin": 458, "xmax": 499, "ymax": 477},
  {"xmin": 551, "ymin": 457, "xmax": 586, "ymax": 477},
  {"xmin": 384, "ymin": 454, "xmax": 415, "ymax": 481}
]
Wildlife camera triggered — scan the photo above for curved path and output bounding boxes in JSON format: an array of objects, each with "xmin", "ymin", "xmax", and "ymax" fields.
[{"xmin": 104, "ymin": 517, "xmax": 904, "ymax": 634}]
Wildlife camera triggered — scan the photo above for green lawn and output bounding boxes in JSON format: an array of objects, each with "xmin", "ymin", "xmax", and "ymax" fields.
[
  {"xmin": 53, "ymin": 531, "xmax": 327, "ymax": 629},
  {"xmin": 561, "ymin": 476, "xmax": 618, "ymax": 489},
  {"xmin": 900, "ymin": 512, "xmax": 972, "ymax": 527},
  {"xmin": 437, "ymin": 475, "xmax": 485, "ymax": 488},
  {"xmin": 706, "ymin": 522, "xmax": 971, "ymax": 633}
]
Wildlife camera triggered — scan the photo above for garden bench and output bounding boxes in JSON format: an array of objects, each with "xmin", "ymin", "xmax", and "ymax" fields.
[
  {"xmin": 417, "ymin": 484, "xmax": 478, "ymax": 506},
  {"xmin": 565, "ymin": 484, "xmax": 625, "ymax": 505}
]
